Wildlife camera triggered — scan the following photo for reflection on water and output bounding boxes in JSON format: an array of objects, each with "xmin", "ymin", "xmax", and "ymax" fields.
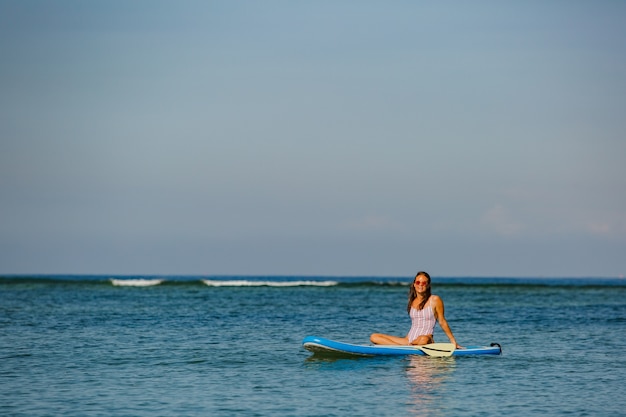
[
  {"xmin": 303, "ymin": 353, "xmax": 456, "ymax": 416},
  {"xmin": 303, "ymin": 352, "xmax": 387, "ymax": 370},
  {"xmin": 405, "ymin": 356, "xmax": 456, "ymax": 416}
]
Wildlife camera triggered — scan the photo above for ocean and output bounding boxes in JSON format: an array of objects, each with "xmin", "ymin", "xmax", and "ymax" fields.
[{"xmin": 1, "ymin": 275, "xmax": 625, "ymax": 416}]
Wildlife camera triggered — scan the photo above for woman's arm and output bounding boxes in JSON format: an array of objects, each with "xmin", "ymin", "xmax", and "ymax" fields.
[{"xmin": 432, "ymin": 295, "xmax": 462, "ymax": 349}]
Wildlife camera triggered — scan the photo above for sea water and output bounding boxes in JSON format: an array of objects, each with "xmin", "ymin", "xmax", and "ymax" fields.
[{"xmin": 1, "ymin": 275, "xmax": 625, "ymax": 416}]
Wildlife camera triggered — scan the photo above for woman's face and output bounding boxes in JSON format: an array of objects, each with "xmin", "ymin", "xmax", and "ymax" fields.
[{"xmin": 413, "ymin": 275, "xmax": 430, "ymax": 292}]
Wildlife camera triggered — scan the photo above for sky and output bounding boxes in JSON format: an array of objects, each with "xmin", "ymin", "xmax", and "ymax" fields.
[{"xmin": 1, "ymin": 1, "xmax": 625, "ymax": 277}]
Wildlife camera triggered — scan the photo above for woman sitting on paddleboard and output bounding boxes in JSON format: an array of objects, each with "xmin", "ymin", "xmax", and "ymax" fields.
[{"xmin": 370, "ymin": 271, "xmax": 462, "ymax": 349}]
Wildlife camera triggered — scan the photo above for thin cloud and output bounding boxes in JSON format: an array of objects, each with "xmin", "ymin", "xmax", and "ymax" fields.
[
  {"xmin": 481, "ymin": 204, "xmax": 524, "ymax": 237},
  {"xmin": 341, "ymin": 214, "xmax": 402, "ymax": 233},
  {"xmin": 586, "ymin": 212, "xmax": 626, "ymax": 237}
]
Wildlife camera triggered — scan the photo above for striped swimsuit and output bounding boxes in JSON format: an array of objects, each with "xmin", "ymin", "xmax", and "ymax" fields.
[{"xmin": 407, "ymin": 297, "xmax": 436, "ymax": 344}]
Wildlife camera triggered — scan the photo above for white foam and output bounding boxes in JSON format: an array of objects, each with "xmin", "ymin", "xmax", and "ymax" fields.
[
  {"xmin": 202, "ymin": 280, "xmax": 338, "ymax": 287},
  {"xmin": 110, "ymin": 279, "xmax": 164, "ymax": 287}
]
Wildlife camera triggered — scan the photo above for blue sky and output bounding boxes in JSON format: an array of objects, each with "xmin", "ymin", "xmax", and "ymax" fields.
[{"xmin": 1, "ymin": 1, "xmax": 625, "ymax": 277}]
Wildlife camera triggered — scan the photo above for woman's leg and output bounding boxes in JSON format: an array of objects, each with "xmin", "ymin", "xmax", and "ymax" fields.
[
  {"xmin": 409, "ymin": 335, "xmax": 434, "ymax": 345},
  {"xmin": 370, "ymin": 333, "xmax": 409, "ymax": 345}
]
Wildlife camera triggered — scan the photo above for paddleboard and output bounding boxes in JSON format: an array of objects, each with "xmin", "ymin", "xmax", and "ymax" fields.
[{"xmin": 302, "ymin": 336, "xmax": 502, "ymax": 357}]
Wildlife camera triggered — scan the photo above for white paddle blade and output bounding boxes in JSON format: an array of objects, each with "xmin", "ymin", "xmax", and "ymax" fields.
[{"xmin": 417, "ymin": 343, "xmax": 456, "ymax": 357}]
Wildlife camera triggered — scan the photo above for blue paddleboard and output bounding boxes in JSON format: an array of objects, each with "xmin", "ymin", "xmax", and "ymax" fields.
[{"xmin": 302, "ymin": 336, "xmax": 502, "ymax": 357}]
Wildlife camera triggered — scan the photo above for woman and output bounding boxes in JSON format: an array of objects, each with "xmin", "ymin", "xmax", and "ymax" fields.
[{"xmin": 370, "ymin": 271, "xmax": 461, "ymax": 348}]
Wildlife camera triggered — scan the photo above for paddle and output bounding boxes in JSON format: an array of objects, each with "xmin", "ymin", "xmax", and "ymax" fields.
[{"xmin": 414, "ymin": 343, "xmax": 456, "ymax": 357}]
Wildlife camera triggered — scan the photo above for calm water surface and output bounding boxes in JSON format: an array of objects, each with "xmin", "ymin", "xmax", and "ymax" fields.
[{"xmin": 1, "ymin": 276, "xmax": 625, "ymax": 416}]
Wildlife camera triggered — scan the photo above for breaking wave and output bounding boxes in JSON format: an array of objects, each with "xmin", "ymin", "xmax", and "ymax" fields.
[
  {"xmin": 202, "ymin": 279, "xmax": 338, "ymax": 287},
  {"xmin": 110, "ymin": 279, "xmax": 165, "ymax": 287}
]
